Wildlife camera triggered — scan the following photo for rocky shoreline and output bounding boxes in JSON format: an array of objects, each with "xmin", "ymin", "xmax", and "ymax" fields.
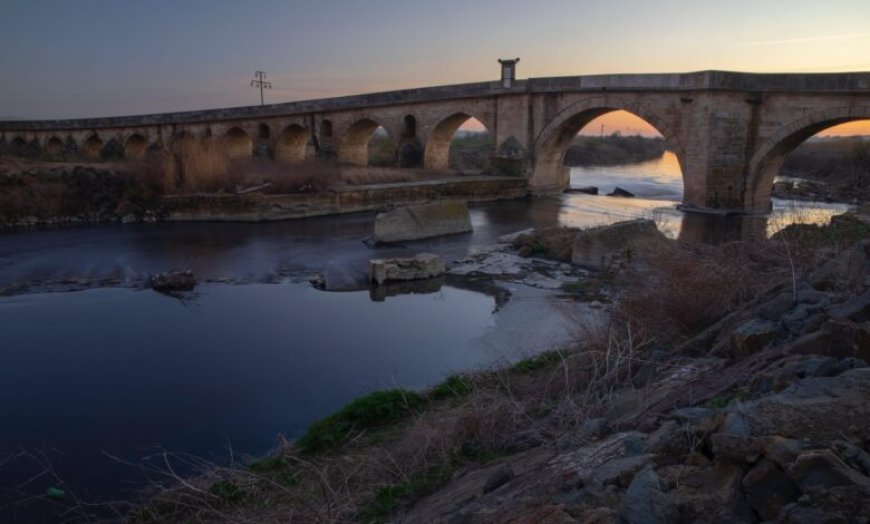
[{"xmin": 117, "ymin": 204, "xmax": 869, "ymax": 523}]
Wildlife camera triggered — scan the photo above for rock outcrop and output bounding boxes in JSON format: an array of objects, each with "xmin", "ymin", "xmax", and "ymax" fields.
[
  {"xmin": 373, "ymin": 202, "xmax": 472, "ymax": 244},
  {"xmin": 571, "ymin": 219, "xmax": 669, "ymax": 270}
]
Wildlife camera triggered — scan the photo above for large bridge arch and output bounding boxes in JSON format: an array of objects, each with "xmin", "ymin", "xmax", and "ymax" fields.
[
  {"xmin": 44, "ymin": 136, "xmax": 64, "ymax": 156},
  {"xmin": 275, "ymin": 124, "xmax": 309, "ymax": 162},
  {"xmin": 124, "ymin": 134, "xmax": 149, "ymax": 159},
  {"xmin": 82, "ymin": 134, "xmax": 104, "ymax": 158},
  {"xmin": 338, "ymin": 117, "xmax": 391, "ymax": 166},
  {"xmin": 745, "ymin": 106, "xmax": 870, "ymax": 212},
  {"xmin": 531, "ymin": 96, "xmax": 685, "ymax": 195},
  {"xmin": 224, "ymin": 127, "xmax": 253, "ymax": 159},
  {"xmin": 423, "ymin": 112, "xmax": 493, "ymax": 170}
]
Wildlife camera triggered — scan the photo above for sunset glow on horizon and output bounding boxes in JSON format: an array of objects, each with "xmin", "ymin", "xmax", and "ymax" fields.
[{"xmin": 1, "ymin": 0, "xmax": 869, "ymax": 140}]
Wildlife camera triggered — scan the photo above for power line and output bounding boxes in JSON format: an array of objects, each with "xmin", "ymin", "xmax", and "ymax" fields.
[{"xmin": 250, "ymin": 71, "xmax": 272, "ymax": 106}]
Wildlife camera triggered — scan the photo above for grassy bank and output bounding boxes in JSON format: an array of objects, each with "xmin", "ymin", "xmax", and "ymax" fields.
[{"xmin": 564, "ymin": 134, "xmax": 666, "ymax": 166}]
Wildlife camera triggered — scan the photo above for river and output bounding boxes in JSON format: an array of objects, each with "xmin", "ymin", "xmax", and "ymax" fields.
[{"xmin": 0, "ymin": 153, "xmax": 850, "ymax": 517}]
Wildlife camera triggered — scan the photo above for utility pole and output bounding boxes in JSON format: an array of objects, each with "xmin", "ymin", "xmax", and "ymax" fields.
[{"xmin": 251, "ymin": 71, "xmax": 272, "ymax": 106}]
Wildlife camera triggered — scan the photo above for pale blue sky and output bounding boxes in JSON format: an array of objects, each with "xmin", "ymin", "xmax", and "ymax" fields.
[{"xmin": 1, "ymin": 0, "xmax": 869, "ymax": 118}]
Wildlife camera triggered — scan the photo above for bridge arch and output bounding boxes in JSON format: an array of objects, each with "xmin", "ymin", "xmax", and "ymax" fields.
[
  {"xmin": 224, "ymin": 127, "xmax": 252, "ymax": 159},
  {"xmin": 338, "ymin": 117, "xmax": 392, "ymax": 166},
  {"xmin": 44, "ymin": 136, "xmax": 64, "ymax": 156},
  {"xmin": 82, "ymin": 134, "xmax": 104, "ymax": 158},
  {"xmin": 424, "ymin": 112, "xmax": 493, "ymax": 170},
  {"xmin": 745, "ymin": 106, "xmax": 870, "ymax": 212},
  {"xmin": 275, "ymin": 124, "xmax": 309, "ymax": 162},
  {"xmin": 124, "ymin": 134, "xmax": 149, "ymax": 159},
  {"xmin": 9, "ymin": 136, "xmax": 27, "ymax": 155},
  {"xmin": 532, "ymin": 96, "xmax": 684, "ymax": 194}
]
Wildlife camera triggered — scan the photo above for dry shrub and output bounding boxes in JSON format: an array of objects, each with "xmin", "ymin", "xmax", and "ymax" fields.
[
  {"xmin": 176, "ymin": 138, "xmax": 230, "ymax": 192},
  {"xmin": 341, "ymin": 167, "xmax": 419, "ymax": 185},
  {"xmin": 134, "ymin": 146, "xmax": 342, "ymax": 195},
  {"xmin": 615, "ymin": 242, "xmax": 778, "ymax": 344},
  {"xmin": 242, "ymin": 159, "xmax": 342, "ymax": 194}
]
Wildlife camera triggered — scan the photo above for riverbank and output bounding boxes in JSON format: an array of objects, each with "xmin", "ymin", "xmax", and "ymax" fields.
[
  {"xmin": 124, "ymin": 206, "xmax": 870, "ymax": 522},
  {"xmin": 0, "ymin": 157, "xmax": 528, "ymax": 228},
  {"xmin": 564, "ymin": 135, "xmax": 666, "ymax": 167},
  {"xmin": 774, "ymin": 137, "xmax": 870, "ymax": 204}
]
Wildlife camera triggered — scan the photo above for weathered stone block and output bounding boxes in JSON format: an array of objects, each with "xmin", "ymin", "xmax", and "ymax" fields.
[
  {"xmin": 571, "ymin": 219, "xmax": 668, "ymax": 270},
  {"xmin": 367, "ymin": 253, "xmax": 446, "ymax": 285},
  {"xmin": 373, "ymin": 201, "xmax": 472, "ymax": 243}
]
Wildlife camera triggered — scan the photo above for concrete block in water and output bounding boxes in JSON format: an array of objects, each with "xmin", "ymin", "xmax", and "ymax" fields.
[{"xmin": 373, "ymin": 202, "xmax": 472, "ymax": 243}]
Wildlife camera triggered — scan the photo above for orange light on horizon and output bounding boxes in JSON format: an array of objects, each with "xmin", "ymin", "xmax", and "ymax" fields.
[
  {"xmin": 817, "ymin": 120, "xmax": 870, "ymax": 136},
  {"xmin": 578, "ymin": 111, "xmax": 661, "ymax": 137}
]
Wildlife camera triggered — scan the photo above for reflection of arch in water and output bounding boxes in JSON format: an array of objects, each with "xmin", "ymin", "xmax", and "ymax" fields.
[
  {"xmin": 533, "ymin": 96, "xmax": 685, "ymax": 196},
  {"xmin": 745, "ymin": 107, "xmax": 870, "ymax": 212}
]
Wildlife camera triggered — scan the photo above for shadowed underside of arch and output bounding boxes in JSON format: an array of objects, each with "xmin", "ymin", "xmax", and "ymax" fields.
[
  {"xmin": 124, "ymin": 134, "xmax": 148, "ymax": 159},
  {"xmin": 82, "ymin": 135, "xmax": 103, "ymax": 158},
  {"xmin": 44, "ymin": 136, "xmax": 63, "ymax": 156},
  {"xmin": 224, "ymin": 127, "xmax": 252, "ymax": 159},
  {"xmin": 275, "ymin": 125, "xmax": 309, "ymax": 162},
  {"xmin": 531, "ymin": 97, "xmax": 684, "ymax": 195},
  {"xmin": 745, "ymin": 106, "xmax": 870, "ymax": 212},
  {"xmin": 424, "ymin": 113, "xmax": 491, "ymax": 171},
  {"xmin": 338, "ymin": 118, "xmax": 383, "ymax": 166}
]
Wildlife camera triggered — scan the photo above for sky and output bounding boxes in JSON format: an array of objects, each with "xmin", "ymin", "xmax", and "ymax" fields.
[{"xmin": 1, "ymin": 0, "xmax": 869, "ymax": 134}]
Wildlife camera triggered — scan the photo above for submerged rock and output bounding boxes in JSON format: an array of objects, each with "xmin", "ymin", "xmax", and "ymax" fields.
[
  {"xmin": 368, "ymin": 253, "xmax": 446, "ymax": 285},
  {"xmin": 373, "ymin": 201, "xmax": 472, "ymax": 243},
  {"xmin": 150, "ymin": 270, "xmax": 196, "ymax": 293},
  {"xmin": 565, "ymin": 186, "xmax": 599, "ymax": 195},
  {"xmin": 607, "ymin": 186, "xmax": 635, "ymax": 198}
]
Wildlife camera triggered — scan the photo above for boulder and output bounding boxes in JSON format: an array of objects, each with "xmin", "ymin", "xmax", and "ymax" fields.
[
  {"xmin": 373, "ymin": 201, "xmax": 472, "ymax": 244},
  {"xmin": 571, "ymin": 219, "xmax": 669, "ymax": 270},
  {"xmin": 738, "ymin": 368, "xmax": 870, "ymax": 445},
  {"xmin": 730, "ymin": 318, "xmax": 781, "ymax": 359},
  {"xmin": 787, "ymin": 449, "xmax": 870, "ymax": 492},
  {"xmin": 619, "ymin": 466, "xmax": 678, "ymax": 524},
  {"xmin": 742, "ymin": 459, "xmax": 800, "ymax": 520},
  {"xmin": 710, "ymin": 433, "xmax": 765, "ymax": 463},
  {"xmin": 368, "ymin": 253, "xmax": 446, "ymax": 285}
]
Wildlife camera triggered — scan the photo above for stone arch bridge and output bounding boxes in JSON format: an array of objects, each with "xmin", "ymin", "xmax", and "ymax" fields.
[{"xmin": 2, "ymin": 70, "xmax": 869, "ymax": 214}]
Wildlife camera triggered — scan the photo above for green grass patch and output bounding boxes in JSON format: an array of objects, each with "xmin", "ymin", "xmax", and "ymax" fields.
[
  {"xmin": 296, "ymin": 389, "xmax": 424, "ymax": 455},
  {"xmin": 429, "ymin": 374, "xmax": 473, "ymax": 400},
  {"xmin": 511, "ymin": 350, "xmax": 562, "ymax": 374},
  {"xmin": 209, "ymin": 480, "xmax": 249, "ymax": 504},
  {"xmin": 364, "ymin": 464, "xmax": 455, "ymax": 523}
]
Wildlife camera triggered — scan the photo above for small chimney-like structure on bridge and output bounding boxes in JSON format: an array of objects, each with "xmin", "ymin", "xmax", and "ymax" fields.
[{"xmin": 498, "ymin": 58, "xmax": 520, "ymax": 88}]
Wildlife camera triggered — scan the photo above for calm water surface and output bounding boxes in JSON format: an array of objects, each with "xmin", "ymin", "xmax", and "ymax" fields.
[{"xmin": 0, "ymin": 155, "xmax": 850, "ymax": 515}]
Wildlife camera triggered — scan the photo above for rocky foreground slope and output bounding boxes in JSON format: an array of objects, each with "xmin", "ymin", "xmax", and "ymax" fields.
[{"xmin": 130, "ymin": 208, "xmax": 870, "ymax": 524}]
